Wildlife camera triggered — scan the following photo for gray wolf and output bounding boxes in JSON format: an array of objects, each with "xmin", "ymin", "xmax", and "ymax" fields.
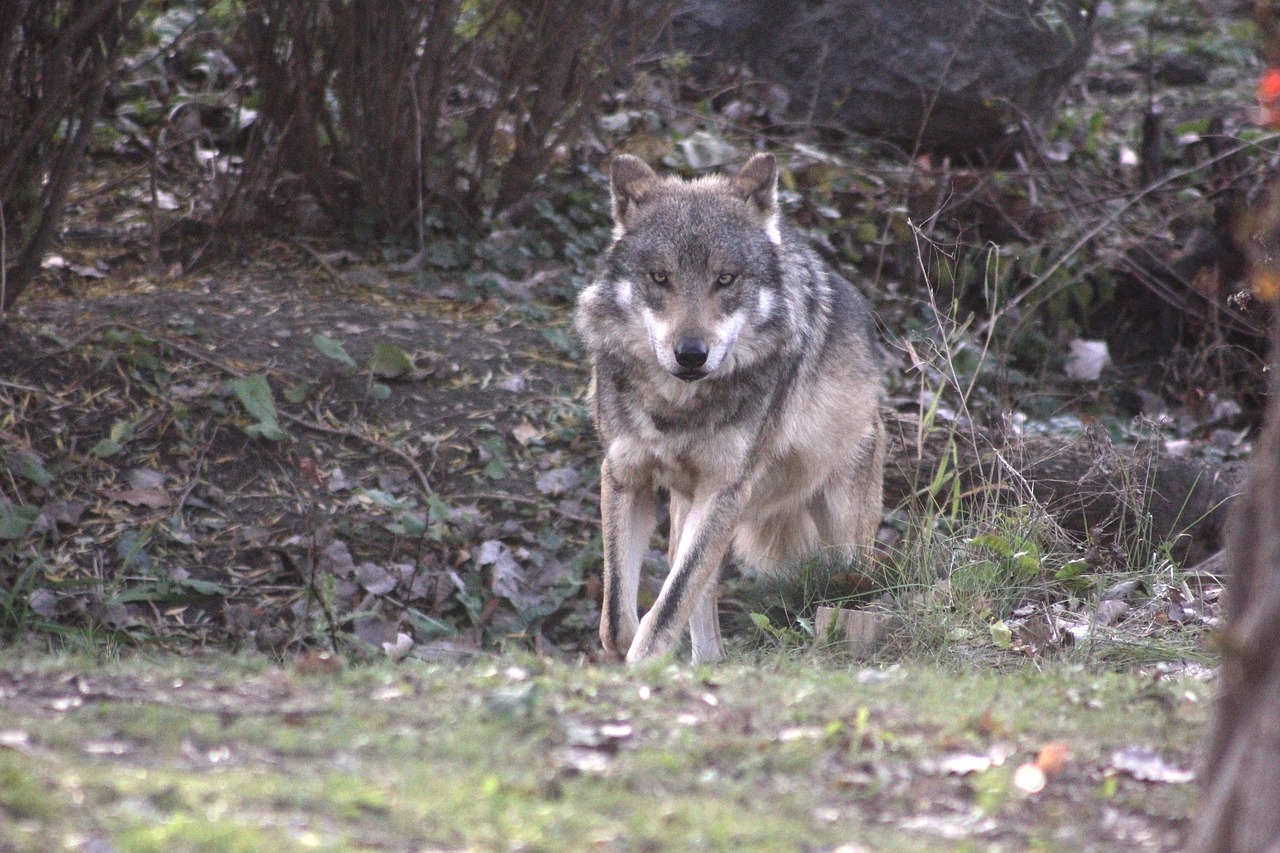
[{"xmin": 575, "ymin": 153, "xmax": 885, "ymax": 664}]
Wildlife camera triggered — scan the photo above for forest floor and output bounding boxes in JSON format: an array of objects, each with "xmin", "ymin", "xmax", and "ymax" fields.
[{"xmin": 0, "ymin": 1, "xmax": 1271, "ymax": 849}]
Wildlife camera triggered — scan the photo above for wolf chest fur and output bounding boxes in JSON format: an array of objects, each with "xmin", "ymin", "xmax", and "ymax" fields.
[{"xmin": 575, "ymin": 153, "xmax": 885, "ymax": 664}]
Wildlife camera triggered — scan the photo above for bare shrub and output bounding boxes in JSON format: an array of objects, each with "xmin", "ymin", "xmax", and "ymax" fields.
[
  {"xmin": 0, "ymin": 0, "xmax": 144, "ymax": 311},
  {"xmin": 229, "ymin": 0, "xmax": 673, "ymax": 235}
]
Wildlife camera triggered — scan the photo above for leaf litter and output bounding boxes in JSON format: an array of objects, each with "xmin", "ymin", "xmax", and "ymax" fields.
[{"xmin": 2, "ymin": 268, "xmax": 598, "ymax": 656}]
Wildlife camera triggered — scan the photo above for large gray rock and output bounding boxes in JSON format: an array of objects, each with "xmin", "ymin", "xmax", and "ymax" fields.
[{"xmin": 672, "ymin": 0, "xmax": 1094, "ymax": 155}]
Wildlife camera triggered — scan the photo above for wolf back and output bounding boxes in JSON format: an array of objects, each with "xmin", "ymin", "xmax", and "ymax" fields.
[{"xmin": 575, "ymin": 153, "xmax": 885, "ymax": 664}]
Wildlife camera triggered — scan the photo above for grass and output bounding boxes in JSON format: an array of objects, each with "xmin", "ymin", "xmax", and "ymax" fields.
[{"xmin": 0, "ymin": 649, "xmax": 1207, "ymax": 852}]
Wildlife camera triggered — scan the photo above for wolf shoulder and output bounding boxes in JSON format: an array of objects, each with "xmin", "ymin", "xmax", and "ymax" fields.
[{"xmin": 777, "ymin": 227, "xmax": 882, "ymax": 370}]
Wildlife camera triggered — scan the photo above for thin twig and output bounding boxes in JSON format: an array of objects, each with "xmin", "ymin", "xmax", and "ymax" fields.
[
  {"xmin": 289, "ymin": 238, "xmax": 346, "ymax": 286},
  {"xmin": 457, "ymin": 491, "xmax": 595, "ymax": 525},
  {"xmin": 284, "ymin": 410, "xmax": 435, "ymax": 498},
  {"xmin": 978, "ymin": 132, "xmax": 1280, "ymax": 335},
  {"xmin": 0, "ymin": 378, "xmax": 47, "ymax": 395}
]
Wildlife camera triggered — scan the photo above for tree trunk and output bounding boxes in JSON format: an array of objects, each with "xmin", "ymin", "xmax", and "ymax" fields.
[{"xmin": 1186, "ymin": 187, "xmax": 1280, "ymax": 851}]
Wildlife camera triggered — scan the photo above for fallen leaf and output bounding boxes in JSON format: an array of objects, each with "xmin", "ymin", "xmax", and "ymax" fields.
[
  {"xmin": 32, "ymin": 500, "xmax": 90, "ymax": 534},
  {"xmin": 535, "ymin": 466, "xmax": 581, "ymax": 496},
  {"xmin": 319, "ymin": 539, "xmax": 356, "ymax": 578},
  {"xmin": 355, "ymin": 562, "xmax": 397, "ymax": 595},
  {"xmin": 228, "ymin": 374, "xmax": 286, "ymax": 441},
  {"xmin": 512, "ymin": 420, "xmax": 540, "ymax": 446},
  {"xmin": 327, "ymin": 467, "xmax": 356, "ymax": 492},
  {"xmin": 678, "ymin": 130, "xmax": 738, "ymax": 170},
  {"xmin": 0, "ymin": 503, "xmax": 38, "ymax": 540},
  {"xmin": 295, "ymin": 651, "xmax": 343, "ymax": 675},
  {"xmin": 1101, "ymin": 579, "xmax": 1144, "ymax": 601},
  {"xmin": 1094, "ymin": 599, "xmax": 1129, "ymax": 627},
  {"xmin": 313, "ymin": 334, "xmax": 357, "ymax": 369},
  {"xmin": 477, "ymin": 539, "xmax": 536, "ymax": 610},
  {"xmin": 127, "ymin": 468, "xmax": 166, "ymax": 490},
  {"xmin": 382, "ymin": 632, "xmax": 413, "ymax": 660},
  {"xmin": 28, "ymin": 589, "xmax": 62, "ymax": 618},
  {"xmin": 989, "ymin": 620, "xmax": 1013, "ymax": 650},
  {"xmin": 11, "ymin": 449, "xmax": 53, "ymax": 488}
]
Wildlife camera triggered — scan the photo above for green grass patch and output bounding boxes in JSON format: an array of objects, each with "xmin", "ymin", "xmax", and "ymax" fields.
[{"xmin": 0, "ymin": 650, "xmax": 1207, "ymax": 852}]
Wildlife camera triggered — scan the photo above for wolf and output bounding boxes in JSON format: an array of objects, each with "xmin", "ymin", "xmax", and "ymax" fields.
[{"xmin": 575, "ymin": 152, "xmax": 885, "ymax": 664}]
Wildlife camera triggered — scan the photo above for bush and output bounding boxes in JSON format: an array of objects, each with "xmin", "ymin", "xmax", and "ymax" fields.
[
  {"xmin": 231, "ymin": 0, "xmax": 674, "ymax": 235},
  {"xmin": 0, "ymin": 0, "xmax": 144, "ymax": 310}
]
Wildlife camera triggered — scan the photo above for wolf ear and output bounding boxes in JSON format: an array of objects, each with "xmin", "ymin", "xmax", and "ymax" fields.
[
  {"xmin": 732, "ymin": 153, "xmax": 778, "ymax": 217},
  {"xmin": 611, "ymin": 155, "xmax": 658, "ymax": 228}
]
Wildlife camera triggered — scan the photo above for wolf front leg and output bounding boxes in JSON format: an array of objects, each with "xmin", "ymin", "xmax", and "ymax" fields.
[
  {"xmin": 627, "ymin": 485, "xmax": 743, "ymax": 664},
  {"xmin": 669, "ymin": 495, "xmax": 725, "ymax": 664},
  {"xmin": 599, "ymin": 459, "xmax": 657, "ymax": 658},
  {"xmin": 688, "ymin": 572, "xmax": 725, "ymax": 664}
]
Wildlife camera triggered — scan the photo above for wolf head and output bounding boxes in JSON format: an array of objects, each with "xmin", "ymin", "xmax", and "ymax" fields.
[{"xmin": 577, "ymin": 154, "xmax": 792, "ymax": 384}]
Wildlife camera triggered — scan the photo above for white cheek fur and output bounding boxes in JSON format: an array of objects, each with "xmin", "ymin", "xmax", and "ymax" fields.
[
  {"xmin": 755, "ymin": 289, "xmax": 774, "ymax": 321},
  {"xmin": 614, "ymin": 279, "xmax": 633, "ymax": 308}
]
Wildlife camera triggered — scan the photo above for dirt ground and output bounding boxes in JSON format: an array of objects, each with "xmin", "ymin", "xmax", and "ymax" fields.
[{"xmin": 2, "ymin": 250, "xmax": 604, "ymax": 657}]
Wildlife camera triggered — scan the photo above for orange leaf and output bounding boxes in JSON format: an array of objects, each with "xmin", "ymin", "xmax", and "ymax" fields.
[
  {"xmin": 1254, "ymin": 267, "xmax": 1280, "ymax": 302},
  {"xmin": 1035, "ymin": 740, "xmax": 1073, "ymax": 776},
  {"xmin": 1258, "ymin": 68, "xmax": 1280, "ymax": 128}
]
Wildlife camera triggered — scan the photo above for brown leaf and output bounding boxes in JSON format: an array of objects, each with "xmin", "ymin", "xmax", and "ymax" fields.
[
  {"xmin": 295, "ymin": 651, "xmax": 343, "ymax": 676},
  {"xmin": 32, "ymin": 500, "xmax": 91, "ymax": 534},
  {"xmin": 1095, "ymin": 599, "xmax": 1129, "ymax": 627}
]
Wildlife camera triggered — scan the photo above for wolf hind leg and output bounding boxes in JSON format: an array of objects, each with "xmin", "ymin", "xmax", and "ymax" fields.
[{"xmin": 810, "ymin": 422, "xmax": 885, "ymax": 553}]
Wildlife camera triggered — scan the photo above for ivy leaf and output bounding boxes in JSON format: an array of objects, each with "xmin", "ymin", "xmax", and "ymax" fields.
[
  {"xmin": 369, "ymin": 341, "xmax": 415, "ymax": 379},
  {"xmin": 312, "ymin": 334, "xmax": 357, "ymax": 369},
  {"xmin": 228, "ymin": 374, "xmax": 286, "ymax": 441},
  {"xmin": 0, "ymin": 504, "xmax": 39, "ymax": 540},
  {"xmin": 990, "ymin": 620, "xmax": 1013, "ymax": 650},
  {"xmin": 12, "ymin": 449, "xmax": 54, "ymax": 488},
  {"xmin": 90, "ymin": 438, "xmax": 122, "ymax": 459}
]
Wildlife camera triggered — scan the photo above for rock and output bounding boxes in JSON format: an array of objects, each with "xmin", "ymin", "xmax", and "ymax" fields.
[
  {"xmin": 671, "ymin": 0, "xmax": 1094, "ymax": 156},
  {"xmin": 881, "ymin": 410, "xmax": 1242, "ymax": 567},
  {"xmin": 1152, "ymin": 53, "xmax": 1210, "ymax": 87}
]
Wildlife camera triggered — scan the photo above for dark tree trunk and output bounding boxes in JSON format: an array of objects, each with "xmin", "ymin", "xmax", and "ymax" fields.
[{"xmin": 1187, "ymin": 202, "xmax": 1280, "ymax": 851}]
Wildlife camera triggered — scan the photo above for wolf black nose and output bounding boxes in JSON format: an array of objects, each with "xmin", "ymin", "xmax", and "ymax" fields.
[{"xmin": 674, "ymin": 339, "xmax": 708, "ymax": 369}]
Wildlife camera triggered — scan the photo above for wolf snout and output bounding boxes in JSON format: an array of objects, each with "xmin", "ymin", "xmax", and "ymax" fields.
[{"xmin": 673, "ymin": 338, "xmax": 709, "ymax": 380}]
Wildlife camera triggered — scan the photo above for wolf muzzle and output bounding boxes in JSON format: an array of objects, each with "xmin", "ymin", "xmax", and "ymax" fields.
[{"xmin": 673, "ymin": 337, "xmax": 709, "ymax": 382}]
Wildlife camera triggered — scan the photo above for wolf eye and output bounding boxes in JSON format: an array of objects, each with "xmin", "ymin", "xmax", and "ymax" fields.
[
  {"xmin": 648, "ymin": 271, "xmax": 669, "ymax": 285},
  {"xmin": 715, "ymin": 273, "xmax": 738, "ymax": 288}
]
